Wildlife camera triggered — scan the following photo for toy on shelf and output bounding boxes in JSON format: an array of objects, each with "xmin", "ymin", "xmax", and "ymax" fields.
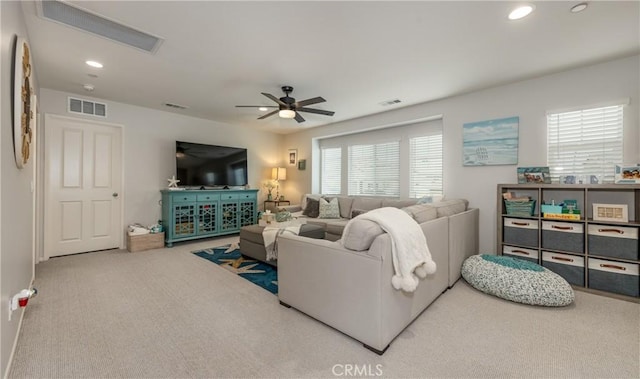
[{"xmin": 541, "ymin": 199, "xmax": 581, "ymax": 220}]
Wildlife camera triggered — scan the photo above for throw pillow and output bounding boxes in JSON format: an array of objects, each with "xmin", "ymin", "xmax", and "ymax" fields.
[
  {"xmin": 318, "ymin": 197, "xmax": 340, "ymax": 219},
  {"xmin": 417, "ymin": 195, "xmax": 445, "ymax": 204},
  {"xmin": 302, "ymin": 198, "xmax": 320, "ymax": 218},
  {"xmin": 351, "ymin": 208, "xmax": 368, "ymax": 219},
  {"xmin": 275, "ymin": 211, "xmax": 292, "ymax": 222}
]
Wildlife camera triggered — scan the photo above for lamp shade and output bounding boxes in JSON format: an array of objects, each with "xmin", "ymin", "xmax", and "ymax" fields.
[
  {"xmin": 272, "ymin": 167, "xmax": 287, "ymax": 181},
  {"xmin": 279, "ymin": 109, "xmax": 296, "ymax": 119}
]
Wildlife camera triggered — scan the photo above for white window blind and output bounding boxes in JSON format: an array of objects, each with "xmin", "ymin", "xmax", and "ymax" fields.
[
  {"xmin": 410, "ymin": 133, "xmax": 443, "ymax": 198},
  {"xmin": 348, "ymin": 141, "xmax": 400, "ymax": 196},
  {"xmin": 547, "ymin": 105, "xmax": 623, "ymax": 183},
  {"xmin": 321, "ymin": 147, "xmax": 342, "ymax": 194}
]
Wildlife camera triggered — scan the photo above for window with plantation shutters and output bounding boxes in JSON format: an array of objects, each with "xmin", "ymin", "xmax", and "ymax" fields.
[
  {"xmin": 348, "ymin": 141, "xmax": 400, "ymax": 196},
  {"xmin": 321, "ymin": 147, "xmax": 341, "ymax": 194},
  {"xmin": 547, "ymin": 104, "xmax": 624, "ymax": 183},
  {"xmin": 410, "ymin": 133, "xmax": 443, "ymax": 197},
  {"xmin": 318, "ymin": 118, "xmax": 442, "ymax": 197}
]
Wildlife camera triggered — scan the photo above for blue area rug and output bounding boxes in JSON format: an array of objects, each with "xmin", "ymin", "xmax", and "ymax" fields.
[{"xmin": 193, "ymin": 245, "xmax": 278, "ymax": 294}]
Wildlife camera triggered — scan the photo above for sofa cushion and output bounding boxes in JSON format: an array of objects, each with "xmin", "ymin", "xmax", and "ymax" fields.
[
  {"xmin": 433, "ymin": 199, "xmax": 468, "ymax": 217},
  {"xmin": 402, "ymin": 204, "xmax": 438, "ymax": 223},
  {"xmin": 351, "ymin": 197, "xmax": 383, "ymax": 215},
  {"xmin": 341, "ymin": 218, "xmax": 385, "ymax": 251},
  {"xmin": 326, "ymin": 219, "xmax": 349, "ymax": 236},
  {"xmin": 306, "ymin": 219, "xmax": 329, "ymax": 230},
  {"xmin": 337, "ymin": 196, "xmax": 354, "ymax": 218},
  {"xmin": 319, "ymin": 197, "xmax": 341, "ymax": 219},
  {"xmin": 303, "ymin": 198, "xmax": 320, "ymax": 218},
  {"xmin": 382, "ymin": 199, "xmax": 418, "ymax": 209}
]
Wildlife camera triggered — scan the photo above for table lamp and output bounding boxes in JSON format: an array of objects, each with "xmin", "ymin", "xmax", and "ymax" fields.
[{"xmin": 272, "ymin": 167, "xmax": 286, "ymax": 200}]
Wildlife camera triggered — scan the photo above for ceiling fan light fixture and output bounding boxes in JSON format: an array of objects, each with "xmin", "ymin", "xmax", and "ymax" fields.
[
  {"xmin": 258, "ymin": 107, "xmax": 269, "ymax": 111},
  {"xmin": 279, "ymin": 109, "xmax": 296, "ymax": 119}
]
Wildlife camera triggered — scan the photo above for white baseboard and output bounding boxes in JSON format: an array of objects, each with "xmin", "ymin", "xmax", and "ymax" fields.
[{"xmin": 3, "ymin": 277, "xmax": 35, "ymax": 379}]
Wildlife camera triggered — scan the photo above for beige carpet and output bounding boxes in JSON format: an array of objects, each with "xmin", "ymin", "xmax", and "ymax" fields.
[{"xmin": 8, "ymin": 236, "xmax": 640, "ymax": 378}]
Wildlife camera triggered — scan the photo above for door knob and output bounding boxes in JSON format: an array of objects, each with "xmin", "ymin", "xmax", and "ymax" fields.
[{"xmin": 112, "ymin": 192, "xmax": 119, "ymax": 198}]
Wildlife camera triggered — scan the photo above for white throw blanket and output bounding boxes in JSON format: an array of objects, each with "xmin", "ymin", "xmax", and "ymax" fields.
[
  {"xmin": 263, "ymin": 224, "xmax": 302, "ymax": 261},
  {"xmin": 342, "ymin": 207, "xmax": 436, "ymax": 292}
]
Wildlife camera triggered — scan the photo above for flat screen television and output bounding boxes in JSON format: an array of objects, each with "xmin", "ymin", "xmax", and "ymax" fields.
[{"xmin": 176, "ymin": 141, "xmax": 248, "ymax": 188}]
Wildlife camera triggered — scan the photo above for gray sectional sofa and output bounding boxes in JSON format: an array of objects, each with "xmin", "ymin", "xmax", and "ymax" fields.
[
  {"xmin": 277, "ymin": 194, "xmax": 479, "ymax": 354},
  {"xmin": 286, "ymin": 194, "xmax": 467, "ymax": 241}
]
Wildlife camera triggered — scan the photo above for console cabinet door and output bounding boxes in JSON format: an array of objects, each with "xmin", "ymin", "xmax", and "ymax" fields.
[
  {"xmin": 172, "ymin": 202, "xmax": 197, "ymax": 238},
  {"xmin": 220, "ymin": 201, "xmax": 239, "ymax": 232},
  {"xmin": 197, "ymin": 201, "xmax": 218, "ymax": 235},
  {"xmin": 239, "ymin": 200, "xmax": 256, "ymax": 227}
]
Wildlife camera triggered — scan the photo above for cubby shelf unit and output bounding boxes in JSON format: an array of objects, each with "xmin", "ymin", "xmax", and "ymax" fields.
[{"xmin": 497, "ymin": 183, "xmax": 640, "ymax": 302}]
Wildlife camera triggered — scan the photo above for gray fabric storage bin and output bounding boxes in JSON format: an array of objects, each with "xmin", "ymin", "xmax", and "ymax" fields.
[
  {"xmin": 587, "ymin": 225, "xmax": 639, "ymax": 261},
  {"xmin": 588, "ymin": 258, "xmax": 639, "ymax": 298},
  {"xmin": 542, "ymin": 251, "xmax": 585, "ymax": 287},
  {"xmin": 502, "ymin": 245, "xmax": 539, "ymax": 264},
  {"xmin": 542, "ymin": 221, "xmax": 584, "ymax": 253},
  {"xmin": 503, "ymin": 218, "xmax": 538, "ymax": 248}
]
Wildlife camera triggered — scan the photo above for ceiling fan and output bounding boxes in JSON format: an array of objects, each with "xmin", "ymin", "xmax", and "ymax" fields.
[{"xmin": 236, "ymin": 86, "xmax": 335, "ymax": 123}]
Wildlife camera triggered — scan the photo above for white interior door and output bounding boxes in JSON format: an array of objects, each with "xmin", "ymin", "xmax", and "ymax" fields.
[{"xmin": 44, "ymin": 114, "xmax": 123, "ymax": 258}]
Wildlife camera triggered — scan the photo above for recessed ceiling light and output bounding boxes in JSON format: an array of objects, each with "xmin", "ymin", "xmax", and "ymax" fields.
[
  {"xmin": 258, "ymin": 107, "xmax": 269, "ymax": 111},
  {"xmin": 570, "ymin": 3, "xmax": 588, "ymax": 13},
  {"xmin": 508, "ymin": 5, "xmax": 535, "ymax": 20},
  {"xmin": 85, "ymin": 60, "xmax": 103, "ymax": 68}
]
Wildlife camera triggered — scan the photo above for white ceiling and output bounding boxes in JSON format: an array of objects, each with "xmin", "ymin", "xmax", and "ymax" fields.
[{"xmin": 21, "ymin": 1, "xmax": 640, "ymax": 134}]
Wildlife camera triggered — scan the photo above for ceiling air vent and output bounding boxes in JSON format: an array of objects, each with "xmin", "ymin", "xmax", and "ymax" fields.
[
  {"xmin": 164, "ymin": 103, "xmax": 189, "ymax": 110},
  {"xmin": 38, "ymin": 0, "xmax": 163, "ymax": 54},
  {"xmin": 68, "ymin": 97, "xmax": 107, "ymax": 117},
  {"xmin": 379, "ymin": 99, "xmax": 402, "ymax": 106}
]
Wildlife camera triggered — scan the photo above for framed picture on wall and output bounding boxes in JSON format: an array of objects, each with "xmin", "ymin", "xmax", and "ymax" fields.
[
  {"xmin": 288, "ymin": 149, "xmax": 297, "ymax": 166},
  {"xmin": 463, "ymin": 116, "xmax": 519, "ymax": 166}
]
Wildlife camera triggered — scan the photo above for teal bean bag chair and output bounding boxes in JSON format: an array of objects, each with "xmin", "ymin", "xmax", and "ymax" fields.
[{"xmin": 462, "ymin": 254, "xmax": 574, "ymax": 306}]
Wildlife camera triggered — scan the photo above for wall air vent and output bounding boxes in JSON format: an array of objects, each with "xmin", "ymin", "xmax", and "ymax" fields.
[
  {"xmin": 164, "ymin": 103, "xmax": 189, "ymax": 110},
  {"xmin": 379, "ymin": 99, "xmax": 402, "ymax": 106},
  {"xmin": 68, "ymin": 97, "xmax": 107, "ymax": 117},
  {"xmin": 38, "ymin": 0, "xmax": 163, "ymax": 54}
]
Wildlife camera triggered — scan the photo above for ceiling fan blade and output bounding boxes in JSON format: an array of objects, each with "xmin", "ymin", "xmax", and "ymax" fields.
[
  {"xmin": 262, "ymin": 92, "xmax": 287, "ymax": 107},
  {"xmin": 235, "ymin": 105, "xmax": 277, "ymax": 108},
  {"xmin": 297, "ymin": 107, "xmax": 335, "ymax": 116},
  {"xmin": 257, "ymin": 110, "xmax": 279, "ymax": 120},
  {"xmin": 294, "ymin": 112, "xmax": 306, "ymax": 123},
  {"xmin": 294, "ymin": 96, "xmax": 325, "ymax": 108}
]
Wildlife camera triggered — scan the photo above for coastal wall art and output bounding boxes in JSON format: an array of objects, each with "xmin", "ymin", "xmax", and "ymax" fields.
[{"xmin": 463, "ymin": 116, "xmax": 519, "ymax": 166}]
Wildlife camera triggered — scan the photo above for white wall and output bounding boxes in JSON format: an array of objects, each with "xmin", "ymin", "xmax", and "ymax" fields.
[
  {"xmin": 1, "ymin": 1, "xmax": 37, "ymax": 376},
  {"xmin": 284, "ymin": 55, "xmax": 640, "ymax": 254},
  {"xmin": 38, "ymin": 88, "xmax": 284, "ymax": 256}
]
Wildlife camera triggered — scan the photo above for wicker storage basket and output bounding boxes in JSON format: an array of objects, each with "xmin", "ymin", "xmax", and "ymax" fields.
[
  {"xmin": 127, "ymin": 232, "xmax": 165, "ymax": 252},
  {"xmin": 504, "ymin": 199, "xmax": 536, "ymax": 217}
]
